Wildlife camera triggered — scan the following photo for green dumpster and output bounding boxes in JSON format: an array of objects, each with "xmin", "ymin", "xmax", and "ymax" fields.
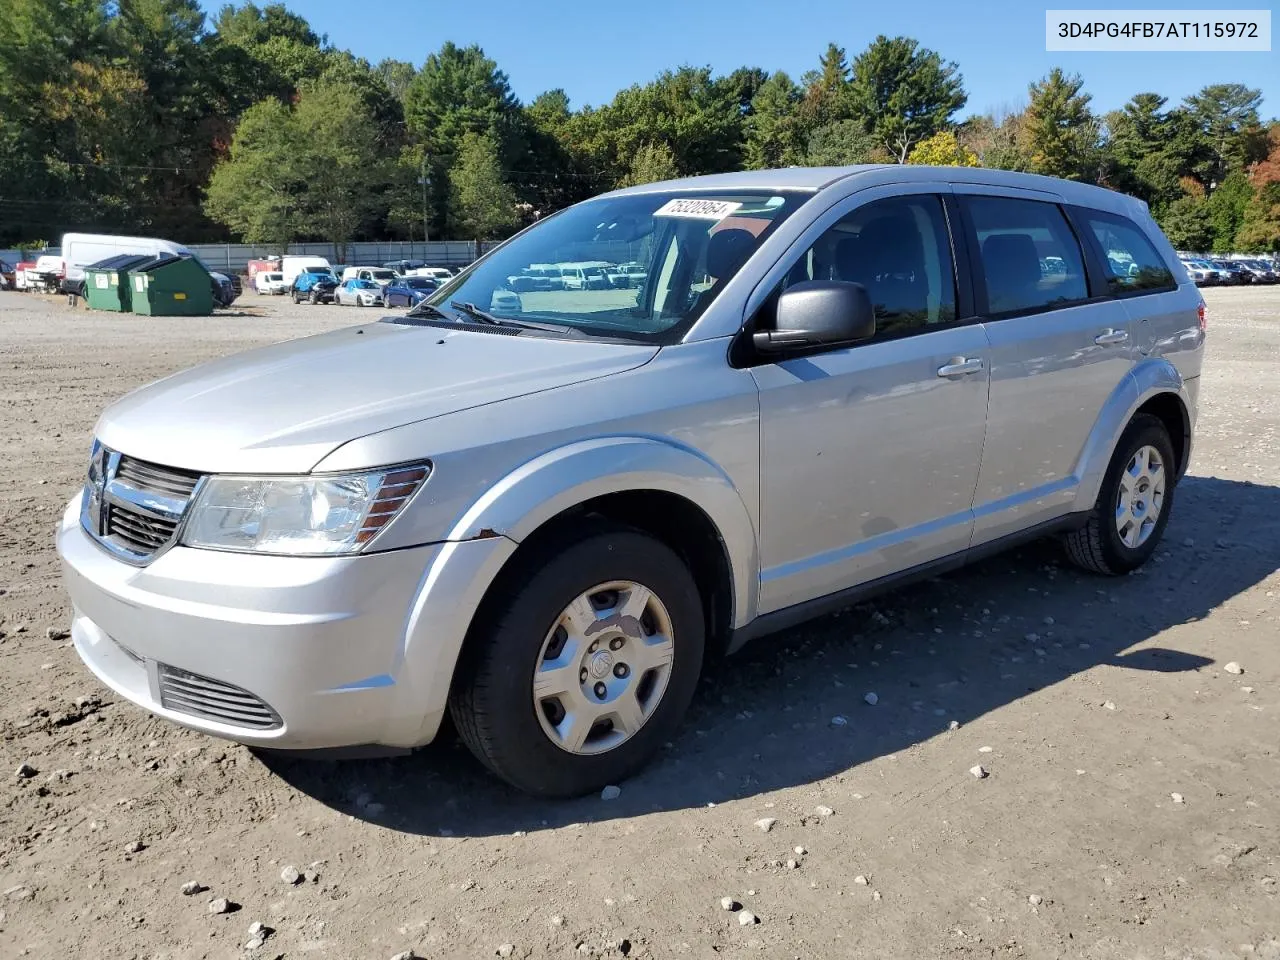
[
  {"xmin": 129, "ymin": 255, "xmax": 213, "ymax": 317},
  {"xmin": 83, "ymin": 254, "xmax": 156, "ymax": 312}
]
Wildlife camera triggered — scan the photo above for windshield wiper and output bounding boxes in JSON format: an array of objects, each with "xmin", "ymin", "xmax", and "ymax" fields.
[
  {"xmin": 450, "ymin": 301, "xmax": 584, "ymax": 336},
  {"xmin": 451, "ymin": 300, "xmax": 515, "ymax": 326},
  {"xmin": 405, "ymin": 301, "xmax": 455, "ymax": 320}
]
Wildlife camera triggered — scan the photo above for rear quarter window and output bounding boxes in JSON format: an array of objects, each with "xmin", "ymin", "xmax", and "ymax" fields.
[{"xmin": 1080, "ymin": 210, "xmax": 1176, "ymax": 295}]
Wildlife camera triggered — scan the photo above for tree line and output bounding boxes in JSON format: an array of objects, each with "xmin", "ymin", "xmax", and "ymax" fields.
[{"xmin": 2, "ymin": 0, "xmax": 1277, "ymax": 253}]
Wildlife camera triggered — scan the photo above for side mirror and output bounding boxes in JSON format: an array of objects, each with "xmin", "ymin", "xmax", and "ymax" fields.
[{"xmin": 753, "ymin": 280, "xmax": 876, "ymax": 354}]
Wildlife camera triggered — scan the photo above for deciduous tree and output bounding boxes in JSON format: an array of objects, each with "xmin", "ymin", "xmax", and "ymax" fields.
[
  {"xmin": 906, "ymin": 130, "xmax": 979, "ymax": 166},
  {"xmin": 449, "ymin": 131, "xmax": 519, "ymax": 239}
]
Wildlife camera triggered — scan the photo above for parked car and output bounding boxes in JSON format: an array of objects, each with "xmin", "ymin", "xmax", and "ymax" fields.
[
  {"xmin": 606, "ymin": 262, "xmax": 648, "ymax": 289},
  {"xmin": 30, "ymin": 254, "xmax": 66, "ymax": 292},
  {"xmin": 1210, "ymin": 259, "xmax": 1251, "ymax": 284},
  {"xmin": 13, "ymin": 260, "xmax": 38, "ymax": 290},
  {"xmin": 384, "ymin": 276, "xmax": 437, "ymax": 307},
  {"xmin": 1238, "ymin": 259, "xmax": 1277, "ymax": 284},
  {"xmin": 341, "ymin": 267, "xmax": 398, "ymax": 287},
  {"xmin": 255, "ymin": 272, "xmax": 288, "ymax": 295},
  {"xmin": 54, "ymin": 166, "xmax": 1203, "ymax": 798},
  {"xmin": 0, "ymin": 258, "xmax": 13, "ymax": 290},
  {"xmin": 1182, "ymin": 259, "xmax": 1219, "ymax": 286},
  {"xmin": 506, "ymin": 267, "xmax": 555, "ymax": 292},
  {"xmin": 280, "ymin": 255, "xmax": 333, "ymax": 287},
  {"xmin": 292, "ymin": 271, "xmax": 338, "ymax": 304},
  {"xmin": 410, "ymin": 266, "xmax": 456, "ymax": 283},
  {"xmin": 527, "ymin": 264, "xmax": 566, "ymax": 290},
  {"xmin": 246, "ymin": 258, "xmax": 281, "ymax": 285},
  {"xmin": 201, "ymin": 267, "xmax": 242, "ymax": 308},
  {"xmin": 559, "ymin": 262, "xmax": 612, "ymax": 290},
  {"xmin": 384, "ymin": 260, "xmax": 427, "ymax": 275},
  {"xmin": 335, "ymin": 277, "xmax": 384, "ymax": 306}
]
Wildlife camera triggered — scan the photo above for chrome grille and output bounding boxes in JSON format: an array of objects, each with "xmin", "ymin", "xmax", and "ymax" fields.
[
  {"xmin": 157, "ymin": 664, "xmax": 281, "ymax": 730},
  {"xmin": 116, "ymin": 456, "xmax": 201, "ymax": 498},
  {"xmin": 106, "ymin": 507, "xmax": 177, "ymax": 553},
  {"xmin": 82, "ymin": 443, "xmax": 203, "ymax": 564}
]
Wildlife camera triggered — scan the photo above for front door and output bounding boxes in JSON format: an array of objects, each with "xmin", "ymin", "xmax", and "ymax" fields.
[{"xmin": 751, "ymin": 189, "xmax": 990, "ymax": 615}]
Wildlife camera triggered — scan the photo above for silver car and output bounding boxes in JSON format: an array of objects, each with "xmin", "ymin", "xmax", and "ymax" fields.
[{"xmin": 56, "ymin": 166, "xmax": 1204, "ymax": 797}]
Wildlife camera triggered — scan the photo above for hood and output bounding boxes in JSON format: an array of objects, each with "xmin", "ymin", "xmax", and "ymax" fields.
[{"xmin": 96, "ymin": 321, "xmax": 658, "ymax": 473}]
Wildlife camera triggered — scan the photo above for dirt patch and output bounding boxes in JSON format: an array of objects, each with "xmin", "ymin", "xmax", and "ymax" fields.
[{"xmin": 1, "ymin": 287, "xmax": 1278, "ymax": 958}]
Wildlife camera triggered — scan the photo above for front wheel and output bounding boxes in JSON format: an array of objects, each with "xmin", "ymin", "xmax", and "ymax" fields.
[
  {"xmin": 450, "ymin": 526, "xmax": 705, "ymax": 797},
  {"xmin": 1063, "ymin": 413, "xmax": 1176, "ymax": 575}
]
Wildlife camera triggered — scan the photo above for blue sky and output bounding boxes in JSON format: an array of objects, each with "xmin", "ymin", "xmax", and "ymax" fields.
[{"xmin": 206, "ymin": 0, "xmax": 1277, "ymax": 117}]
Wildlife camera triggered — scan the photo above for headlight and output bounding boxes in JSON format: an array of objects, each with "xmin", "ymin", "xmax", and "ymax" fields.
[{"xmin": 181, "ymin": 463, "xmax": 429, "ymax": 556}]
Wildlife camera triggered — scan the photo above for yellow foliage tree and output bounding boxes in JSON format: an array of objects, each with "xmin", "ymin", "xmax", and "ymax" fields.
[{"xmin": 905, "ymin": 131, "xmax": 979, "ymax": 166}]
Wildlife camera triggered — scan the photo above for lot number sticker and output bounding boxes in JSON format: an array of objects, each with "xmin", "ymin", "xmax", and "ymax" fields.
[{"xmin": 654, "ymin": 198, "xmax": 743, "ymax": 220}]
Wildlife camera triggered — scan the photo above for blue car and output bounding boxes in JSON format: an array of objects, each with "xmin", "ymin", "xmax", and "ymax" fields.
[
  {"xmin": 291, "ymin": 270, "xmax": 338, "ymax": 304},
  {"xmin": 384, "ymin": 275, "xmax": 438, "ymax": 307}
]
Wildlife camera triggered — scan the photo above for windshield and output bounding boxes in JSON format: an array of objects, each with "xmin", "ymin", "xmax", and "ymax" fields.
[
  {"xmin": 424, "ymin": 190, "xmax": 805, "ymax": 341},
  {"xmin": 369, "ymin": 269, "xmax": 396, "ymax": 280},
  {"xmin": 405, "ymin": 278, "xmax": 433, "ymax": 288}
]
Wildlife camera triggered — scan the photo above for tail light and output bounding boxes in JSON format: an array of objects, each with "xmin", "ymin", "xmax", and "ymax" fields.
[{"xmin": 1197, "ymin": 301, "xmax": 1206, "ymax": 334}]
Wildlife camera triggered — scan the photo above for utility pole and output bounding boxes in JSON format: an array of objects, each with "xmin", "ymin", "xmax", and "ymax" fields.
[{"xmin": 418, "ymin": 155, "xmax": 430, "ymax": 245}]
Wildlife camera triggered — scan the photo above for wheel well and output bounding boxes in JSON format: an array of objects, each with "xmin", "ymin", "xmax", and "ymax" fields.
[
  {"xmin": 484, "ymin": 490, "xmax": 736, "ymax": 664},
  {"xmin": 1135, "ymin": 392, "xmax": 1189, "ymax": 477}
]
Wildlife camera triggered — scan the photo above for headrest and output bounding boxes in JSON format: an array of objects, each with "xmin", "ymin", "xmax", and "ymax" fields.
[{"xmin": 705, "ymin": 228, "xmax": 756, "ymax": 279}]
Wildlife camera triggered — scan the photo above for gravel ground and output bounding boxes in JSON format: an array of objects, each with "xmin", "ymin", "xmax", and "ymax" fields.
[{"xmin": 1, "ymin": 287, "xmax": 1278, "ymax": 959}]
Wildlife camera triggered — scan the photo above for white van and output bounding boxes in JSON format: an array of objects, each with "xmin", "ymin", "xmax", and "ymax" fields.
[
  {"xmin": 61, "ymin": 233, "xmax": 189, "ymax": 291},
  {"xmin": 341, "ymin": 266, "xmax": 398, "ymax": 287},
  {"xmin": 280, "ymin": 256, "xmax": 333, "ymax": 287}
]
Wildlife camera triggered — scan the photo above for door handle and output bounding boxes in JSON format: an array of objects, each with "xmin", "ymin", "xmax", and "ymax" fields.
[
  {"xmin": 1094, "ymin": 329, "xmax": 1129, "ymax": 346},
  {"xmin": 937, "ymin": 357, "xmax": 984, "ymax": 378}
]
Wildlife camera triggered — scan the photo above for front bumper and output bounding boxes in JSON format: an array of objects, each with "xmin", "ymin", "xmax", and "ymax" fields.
[{"xmin": 55, "ymin": 495, "xmax": 501, "ymax": 751}]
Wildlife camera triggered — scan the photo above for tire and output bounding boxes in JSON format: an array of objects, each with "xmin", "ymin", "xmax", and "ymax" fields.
[
  {"xmin": 355, "ymin": 296, "xmax": 364, "ymax": 307},
  {"xmin": 450, "ymin": 526, "xmax": 705, "ymax": 797},
  {"xmin": 309, "ymin": 290, "xmax": 320, "ymax": 305},
  {"xmin": 1063, "ymin": 413, "xmax": 1176, "ymax": 576}
]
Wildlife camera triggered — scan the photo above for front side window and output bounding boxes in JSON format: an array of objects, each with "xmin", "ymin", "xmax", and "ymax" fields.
[
  {"xmin": 1082, "ymin": 211, "xmax": 1176, "ymax": 294},
  {"xmin": 965, "ymin": 196, "xmax": 1088, "ymax": 316},
  {"xmin": 423, "ymin": 191, "xmax": 805, "ymax": 342},
  {"xmin": 772, "ymin": 194, "xmax": 957, "ymax": 339}
]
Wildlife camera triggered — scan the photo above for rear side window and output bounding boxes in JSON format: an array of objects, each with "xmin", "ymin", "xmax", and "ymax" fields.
[
  {"xmin": 964, "ymin": 196, "xmax": 1088, "ymax": 316},
  {"xmin": 1081, "ymin": 211, "xmax": 1176, "ymax": 295}
]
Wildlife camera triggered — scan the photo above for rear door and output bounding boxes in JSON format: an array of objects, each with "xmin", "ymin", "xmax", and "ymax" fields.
[
  {"xmin": 958, "ymin": 189, "xmax": 1136, "ymax": 544},
  {"xmin": 1068, "ymin": 206, "xmax": 1201, "ymax": 381}
]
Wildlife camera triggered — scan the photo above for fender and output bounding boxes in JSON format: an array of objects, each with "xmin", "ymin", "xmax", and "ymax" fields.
[
  {"xmin": 377, "ymin": 436, "xmax": 760, "ymax": 748},
  {"xmin": 1072, "ymin": 357, "xmax": 1192, "ymax": 512},
  {"xmin": 447, "ymin": 435, "xmax": 759, "ymax": 628}
]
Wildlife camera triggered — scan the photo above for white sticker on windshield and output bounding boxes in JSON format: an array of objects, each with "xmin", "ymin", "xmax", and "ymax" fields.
[{"xmin": 653, "ymin": 198, "xmax": 743, "ymax": 220}]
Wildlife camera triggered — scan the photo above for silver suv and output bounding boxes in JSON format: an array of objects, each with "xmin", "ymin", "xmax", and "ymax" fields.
[{"xmin": 56, "ymin": 166, "xmax": 1204, "ymax": 797}]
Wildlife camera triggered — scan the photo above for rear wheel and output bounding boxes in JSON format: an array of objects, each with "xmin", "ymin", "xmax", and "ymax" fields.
[
  {"xmin": 450, "ymin": 526, "xmax": 705, "ymax": 797},
  {"xmin": 1064, "ymin": 413, "xmax": 1176, "ymax": 575}
]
